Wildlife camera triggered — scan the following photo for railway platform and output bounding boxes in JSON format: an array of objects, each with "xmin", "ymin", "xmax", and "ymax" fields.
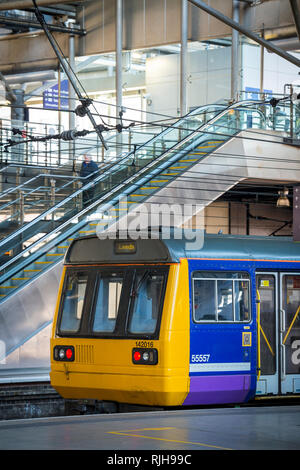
[{"xmin": 0, "ymin": 404, "xmax": 299, "ymax": 451}]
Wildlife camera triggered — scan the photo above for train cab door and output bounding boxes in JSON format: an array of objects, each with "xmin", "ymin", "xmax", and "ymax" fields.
[
  {"xmin": 256, "ymin": 273, "xmax": 279, "ymax": 395},
  {"xmin": 279, "ymin": 273, "xmax": 300, "ymax": 394}
]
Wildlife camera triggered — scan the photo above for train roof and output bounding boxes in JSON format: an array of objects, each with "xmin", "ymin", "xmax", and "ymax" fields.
[{"xmin": 65, "ymin": 230, "xmax": 300, "ymax": 265}]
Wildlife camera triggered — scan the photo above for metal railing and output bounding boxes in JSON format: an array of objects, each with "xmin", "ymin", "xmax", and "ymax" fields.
[{"xmin": 0, "ymin": 98, "xmax": 298, "ymax": 288}]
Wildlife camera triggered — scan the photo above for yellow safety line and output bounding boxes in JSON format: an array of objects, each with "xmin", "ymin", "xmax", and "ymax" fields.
[
  {"xmin": 12, "ymin": 277, "xmax": 29, "ymax": 281},
  {"xmin": 189, "ymin": 152, "xmax": 206, "ymax": 155},
  {"xmin": 169, "ymin": 166, "xmax": 187, "ymax": 169},
  {"xmin": 0, "ymin": 285, "xmax": 16, "ymax": 288},
  {"xmin": 35, "ymin": 261, "xmax": 52, "ymax": 264},
  {"xmin": 46, "ymin": 253, "xmax": 64, "ymax": 256},
  {"xmin": 24, "ymin": 269, "xmax": 41, "ymax": 272},
  {"xmin": 283, "ymin": 304, "xmax": 300, "ymax": 345},
  {"xmin": 150, "ymin": 180, "xmax": 168, "ymax": 183},
  {"xmin": 107, "ymin": 430, "xmax": 232, "ymax": 450},
  {"xmin": 197, "ymin": 145, "xmax": 217, "ymax": 149},
  {"xmin": 179, "ymin": 159, "xmax": 198, "ymax": 162},
  {"xmin": 140, "ymin": 186, "xmax": 159, "ymax": 190}
]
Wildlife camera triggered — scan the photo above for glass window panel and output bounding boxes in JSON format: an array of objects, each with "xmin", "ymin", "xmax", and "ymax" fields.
[
  {"xmin": 256, "ymin": 275, "xmax": 276, "ymax": 375},
  {"xmin": 193, "ymin": 272, "xmax": 250, "ymax": 323},
  {"xmin": 282, "ymin": 275, "xmax": 300, "ymax": 375},
  {"xmin": 217, "ymin": 280, "xmax": 233, "ymax": 321},
  {"xmin": 234, "ymin": 281, "xmax": 250, "ymax": 322},
  {"xmin": 193, "ymin": 279, "xmax": 216, "ymax": 321},
  {"xmin": 193, "ymin": 271, "xmax": 248, "ymax": 279},
  {"xmin": 60, "ymin": 272, "xmax": 88, "ymax": 332},
  {"xmin": 128, "ymin": 272, "xmax": 164, "ymax": 334},
  {"xmin": 92, "ymin": 272, "xmax": 124, "ymax": 333}
]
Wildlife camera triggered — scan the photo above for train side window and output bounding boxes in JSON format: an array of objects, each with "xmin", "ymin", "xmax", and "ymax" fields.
[
  {"xmin": 59, "ymin": 272, "xmax": 88, "ymax": 333},
  {"xmin": 234, "ymin": 281, "xmax": 250, "ymax": 321},
  {"xmin": 217, "ymin": 280, "xmax": 234, "ymax": 321},
  {"xmin": 92, "ymin": 272, "xmax": 124, "ymax": 333},
  {"xmin": 192, "ymin": 272, "xmax": 250, "ymax": 323},
  {"xmin": 193, "ymin": 279, "xmax": 216, "ymax": 321}
]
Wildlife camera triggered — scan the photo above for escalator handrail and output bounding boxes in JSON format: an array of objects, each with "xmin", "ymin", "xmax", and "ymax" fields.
[{"xmin": 0, "ymin": 100, "xmax": 266, "ymax": 276}]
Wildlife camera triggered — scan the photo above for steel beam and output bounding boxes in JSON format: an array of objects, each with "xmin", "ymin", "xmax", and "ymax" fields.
[
  {"xmin": 0, "ymin": 14, "xmax": 85, "ymax": 35},
  {"xmin": 0, "ymin": 71, "xmax": 16, "ymax": 103},
  {"xmin": 116, "ymin": 0, "xmax": 123, "ymax": 152},
  {"xmin": 188, "ymin": 0, "xmax": 300, "ymax": 68},
  {"xmin": 231, "ymin": 0, "xmax": 239, "ymax": 101},
  {"xmin": 180, "ymin": 0, "xmax": 188, "ymax": 116},
  {"xmin": 32, "ymin": 0, "xmax": 108, "ymax": 150},
  {"xmin": 289, "ymin": 0, "xmax": 300, "ymax": 40},
  {"xmin": 0, "ymin": 0, "xmax": 85, "ymax": 10},
  {"xmin": 116, "ymin": 0, "xmax": 123, "ymax": 121}
]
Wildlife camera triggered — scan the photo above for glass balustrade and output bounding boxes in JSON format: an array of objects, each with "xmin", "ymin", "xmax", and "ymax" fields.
[{"xmin": 0, "ymin": 99, "xmax": 297, "ymax": 285}]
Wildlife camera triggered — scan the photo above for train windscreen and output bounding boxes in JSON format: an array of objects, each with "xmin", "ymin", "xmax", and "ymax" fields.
[{"xmin": 57, "ymin": 266, "xmax": 169, "ymax": 339}]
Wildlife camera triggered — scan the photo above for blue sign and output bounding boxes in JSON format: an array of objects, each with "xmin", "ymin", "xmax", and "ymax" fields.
[
  {"xmin": 43, "ymin": 79, "xmax": 69, "ymax": 110},
  {"xmin": 245, "ymin": 86, "xmax": 272, "ymax": 100}
]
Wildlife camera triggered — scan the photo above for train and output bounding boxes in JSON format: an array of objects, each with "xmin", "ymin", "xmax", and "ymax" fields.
[{"xmin": 50, "ymin": 231, "xmax": 300, "ymax": 407}]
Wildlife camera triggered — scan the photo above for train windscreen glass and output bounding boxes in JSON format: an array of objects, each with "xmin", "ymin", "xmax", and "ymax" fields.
[
  {"xmin": 128, "ymin": 272, "xmax": 165, "ymax": 334},
  {"xmin": 57, "ymin": 266, "xmax": 168, "ymax": 338},
  {"xmin": 92, "ymin": 272, "xmax": 124, "ymax": 333},
  {"xmin": 59, "ymin": 272, "xmax": 88, "ymax": 333}
]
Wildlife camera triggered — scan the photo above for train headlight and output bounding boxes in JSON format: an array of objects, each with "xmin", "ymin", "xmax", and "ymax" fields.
[
  {"xmin": 54, "ymin": 345, "xmax": 75, "ymax": 362},
  {"xmin": 58, "ymin": 349, "xmax": 65, "ymax": 360},
  {"xmin": 142, "ymin": 351, "xmax": 150, "ymax": 361},
  {"xmin": 132, "ymin": 348, "xmax": 158, "ymax": 365}
]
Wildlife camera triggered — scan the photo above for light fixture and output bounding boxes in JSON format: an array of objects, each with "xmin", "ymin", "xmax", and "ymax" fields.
[{"xmin": 277, "ymin": 187, "xmax": 290, "ymax": 207}]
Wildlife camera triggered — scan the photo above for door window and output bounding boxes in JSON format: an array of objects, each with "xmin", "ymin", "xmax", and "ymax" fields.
[
  {"xmin": 282, "ymin": 275, "xmax": 300, "ymax": 374},
  {"xmin": 256, "ymin": 275, "xmax": 276, "ymax": 375}
]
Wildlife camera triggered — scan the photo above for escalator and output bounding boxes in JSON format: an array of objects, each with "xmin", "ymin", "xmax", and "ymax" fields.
[{"xmin": 0, "ymin": 99, "xmax": 298, "ymax": 378}]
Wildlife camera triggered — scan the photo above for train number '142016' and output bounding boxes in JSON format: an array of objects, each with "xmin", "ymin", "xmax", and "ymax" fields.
[{"xmin": 191, "ymin": 354, "xmax": 210, "ymax": 363}]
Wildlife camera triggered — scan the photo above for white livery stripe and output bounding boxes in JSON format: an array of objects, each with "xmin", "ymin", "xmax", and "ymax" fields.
[{"xmin": 190, "ymin": 362, "xmax": 251, "ymax": 373}]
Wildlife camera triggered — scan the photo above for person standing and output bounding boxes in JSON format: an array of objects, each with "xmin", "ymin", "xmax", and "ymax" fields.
[{"xmin": 79, "ymin": 154, "xmax": 99, "ymax": 206}]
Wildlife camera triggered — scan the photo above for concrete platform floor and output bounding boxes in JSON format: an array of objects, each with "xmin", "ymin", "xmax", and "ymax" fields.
[{"xmin": 0, "ymin": 405, "xmax": 299, "ymax": 451}]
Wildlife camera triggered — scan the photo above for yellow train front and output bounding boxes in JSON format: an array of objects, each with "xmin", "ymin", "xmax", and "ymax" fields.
[
  {"xmin": 50, "ymin": 235, "xmax": 191, "ymax": 407},
  {"xmin": 52, "ymin": 232, "xmax": 300, "ymax": 407}
]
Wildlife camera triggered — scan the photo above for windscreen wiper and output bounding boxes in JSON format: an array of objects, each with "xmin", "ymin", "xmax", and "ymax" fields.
[{"xmin": 130, "ymin": 270, "xmax": 150, "ymax": 298}]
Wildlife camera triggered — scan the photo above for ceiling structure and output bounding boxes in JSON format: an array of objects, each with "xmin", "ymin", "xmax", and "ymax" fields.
[
  {"xmin": 0, "ymin": 0, "xmax": 296, "ymax": 235},
  {"xmin": 0, "ymin": 0, "xmax": 298, "ymax": 75}
]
